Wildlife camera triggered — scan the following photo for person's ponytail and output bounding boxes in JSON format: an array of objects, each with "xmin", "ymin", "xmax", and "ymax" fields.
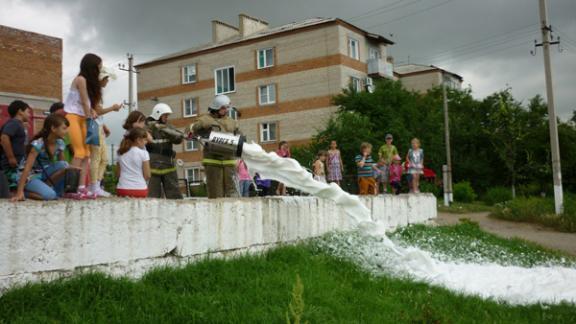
[{"xmin": 118, "ymin": 127, "xmax": 148, "ymax": 155}]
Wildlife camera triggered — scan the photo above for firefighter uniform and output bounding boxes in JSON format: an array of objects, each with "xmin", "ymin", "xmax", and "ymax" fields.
[
  {"xmin": 193, "ymin": 112, "xmax": 240, "ymax": 199},
  {"xmin": 146, "ymin": 103, "xmax": 185, "ymax": 199}
]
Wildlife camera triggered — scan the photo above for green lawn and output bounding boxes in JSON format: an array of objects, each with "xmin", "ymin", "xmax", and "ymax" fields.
[
  {"xmin": 1, "ymin": 223, "xmax": 575, "ymax": 323},
  {"xmin": 437, "ymin": 202, "xmax": 494, "ymax": 214}
]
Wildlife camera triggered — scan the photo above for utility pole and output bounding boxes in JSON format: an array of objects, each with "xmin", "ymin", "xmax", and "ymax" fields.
[
  {"xmin": 118, "ymin": 53, "xmax": 138, "ymax": 111},
  {"xmin": 536, "ymin": 0, "xmax": 564, "ymax": 214},
  {"xmin": 442, "ymin": 73, "xmax": 453, "ymax": 206}
]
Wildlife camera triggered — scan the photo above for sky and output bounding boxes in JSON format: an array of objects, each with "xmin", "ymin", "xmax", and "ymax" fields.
[{"xmin": 1, "ymin": 0, "xmax": 575, "ymax": 146}]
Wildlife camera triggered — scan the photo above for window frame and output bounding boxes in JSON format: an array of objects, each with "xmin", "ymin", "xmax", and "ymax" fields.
[
  {"xmin": 214, "ymin": 65, "xmax": 236, "ymax": 95},
  {"xmin": 257, "ymin": 47, "xmax": 275, "ymax": 69},
  {"xmin": 369, "ymin": 46, "xmax": 381, "ymax": 60},
  {"xmin": 258, "ymin": 84, "xmax": 276, "ymax": 106},
  {"xmin": 350, "ymin": 76, "xmax": 362, "ymax": 93},
  {"xmin": 184, "ymin": 139, "xmax": 199, "ymax": 152},
  {"xmin": 228, "ymin": 108, "xmax": 238, "ymax": 120},
  {"xmin": 182, "ymin": 97, "xmax": 198, "ymax": 118},
  {"xmin": 185, "ymin": 167, "xmax": 203, "ymax": 186},
  {"xmin": 260, "ymin": 122, "xmax": 277, "ymax": 143},
  {"xmin": 181, "ymin": 64, "xmax": 197, "ymax": 84},
  {"xmin": 348, "ymin": 37, "xmax": 360, "ymax": 60}
]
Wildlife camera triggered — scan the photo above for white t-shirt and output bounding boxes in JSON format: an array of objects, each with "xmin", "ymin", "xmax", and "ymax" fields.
[{"xmin": 117, "ymin": 146, "xmax": 150, "ymax": 190}]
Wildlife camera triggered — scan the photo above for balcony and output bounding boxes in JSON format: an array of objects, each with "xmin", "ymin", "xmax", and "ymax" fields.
[{"xmin": 367, "ymin": 58, "xmax": 394, "ymax": 79}]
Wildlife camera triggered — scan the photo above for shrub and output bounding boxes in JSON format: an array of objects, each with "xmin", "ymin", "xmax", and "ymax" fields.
[
  {"xmin": 420, "ymin": 181, "xmax": 441, "ymax": 197},
  {"xmin": 103, "ymin": 165, "xmax": 118, "ymax": 194},
  {"xmin": 483, "ymin": 187, "xmax": 513, "ymax": 206},
  {"xmin": 453, "ymin": 181, "xmax": 477, "ymax": 203},
  {"xmin": 517, "ymin": 183, "xmax": 542, "ymax": 197}
]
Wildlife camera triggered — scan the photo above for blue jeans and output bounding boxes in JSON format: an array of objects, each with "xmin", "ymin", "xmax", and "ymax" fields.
[
  {"xmin": 239, "ymin": 180, "xmax": 252, "ymax": 197},
  {"xmin": 25, "ymin": 161, "xmax": 68, "ymax": 200}
]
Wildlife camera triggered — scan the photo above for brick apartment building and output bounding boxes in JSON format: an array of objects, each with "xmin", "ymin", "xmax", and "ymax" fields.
[
  {"xmin": 395, "ymin": 63, "xmax": 462, "ymax": 93},
  {"xmin": 136, "ymin": 14, "xmax": 394, "ymax": 184},
  {"xmin": 0, "ymin": 25, "xmax": 62, "ymax": 134}
]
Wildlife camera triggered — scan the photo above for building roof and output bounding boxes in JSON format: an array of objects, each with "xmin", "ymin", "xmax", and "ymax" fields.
[
  {"xmin": 394, "ymin": 64, "xmax": 463, "ymax": 81},
  {"xmin": 136, "ymin": 17, "xmax": 394, "ymax": 68}
]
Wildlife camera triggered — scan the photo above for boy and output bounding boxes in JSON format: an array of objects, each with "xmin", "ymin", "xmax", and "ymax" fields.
[
  {"xmin": 0, "ymin": 100, "xmax": 30, "ymax": 190},
  {"xmin": 355, "ymin": 142, "xmax": 378, "ymax": 195}
]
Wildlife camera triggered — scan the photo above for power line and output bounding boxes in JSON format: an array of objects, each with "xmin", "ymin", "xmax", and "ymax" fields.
[
  {"xmin": 366, "ymin": 0, "xmax": 456, "ymax": 29},
  {"xmin": 348, "ymin": 0, "xmax": 423, "ymax": 22}
]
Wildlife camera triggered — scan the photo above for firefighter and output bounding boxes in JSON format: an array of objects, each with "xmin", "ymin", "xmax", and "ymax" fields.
[
  {"xmin": 146, "ymin": 103, "xmax": 185, "ymax": 199},
  {"xmin": 191, "ymin": 95, "xmax": 240, "ymax": 199}
]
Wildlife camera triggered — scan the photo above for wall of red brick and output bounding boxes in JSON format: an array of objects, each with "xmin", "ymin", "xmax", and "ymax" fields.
[{"xmin": 0, "ymin": 25, "xmax": 62, "ymax": 100}]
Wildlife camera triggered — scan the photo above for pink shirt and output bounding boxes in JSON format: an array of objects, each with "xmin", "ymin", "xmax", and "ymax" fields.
[
  {"xmin": 389, "ymin": 164, "xmax": 403, "ymax": 183},
  {"xmin": 236, "ymin": 160, "xmax": 251, "ymax": 181}
]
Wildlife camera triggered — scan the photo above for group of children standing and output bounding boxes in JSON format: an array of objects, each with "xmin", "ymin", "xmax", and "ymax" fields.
[
  {"xmin": 311, "ymin": 135, "xmax": 424, "ymax": 195},
  {"xmin": 0, "ymin": 53, "xmax": 157, "ymax": 202}
]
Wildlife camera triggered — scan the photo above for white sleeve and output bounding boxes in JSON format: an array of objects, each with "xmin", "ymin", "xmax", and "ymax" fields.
[{"xmin": 141, "ymin": 149, "xmax": 150, "ymax": 162}]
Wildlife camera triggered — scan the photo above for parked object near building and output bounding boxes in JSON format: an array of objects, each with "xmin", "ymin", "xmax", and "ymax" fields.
[
  {"xmin": 0, "ymin": 25, "xmax": 62, "ymax": 135},
  {"xmin": 136, "ymin": 14, "xmax": 394, "ymax": 181},
  {"xmin": 395, "ymin": 64, "xmax": 462, "ymax": 93}
]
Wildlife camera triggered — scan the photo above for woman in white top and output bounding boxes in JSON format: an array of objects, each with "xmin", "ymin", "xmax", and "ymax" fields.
[
  {"xmin": 64, "ymin": 53, "xmax": 121, "ymax": 199},
  {"xmin": 116, "ymin": 128, "xmax": 151, "ymax": 198}
]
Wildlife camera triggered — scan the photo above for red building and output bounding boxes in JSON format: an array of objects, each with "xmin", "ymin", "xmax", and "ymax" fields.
[{"xmin": 0, "ymin": 25, "xmax": 62, "ymax": 134}]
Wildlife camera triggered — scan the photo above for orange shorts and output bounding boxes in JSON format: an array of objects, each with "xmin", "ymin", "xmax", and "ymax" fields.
[
  {"xmin": 358, "ymin": 177, "xmax": 377, "ymax": 195},
  {"xmin": 65, "ymin": 113, "xmax": 90, "ymax": 159}
]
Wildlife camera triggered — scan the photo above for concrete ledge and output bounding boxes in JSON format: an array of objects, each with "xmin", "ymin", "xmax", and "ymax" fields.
[{"xmin": 0, "ymin": 194, "xmax": 436, "ymax": 293}]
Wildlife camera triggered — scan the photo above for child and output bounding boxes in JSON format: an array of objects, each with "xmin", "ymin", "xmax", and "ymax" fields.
[
  {"xmin": 254, "ymin": 173, "xmax": 271, "ymax": 197},
  {"xmin": 89, "ymin": 66, "xmax": 122, "ymax": 197},
  {"xmin": 313, "ymin": 150, "xmax": 327, "ymax": 183},
  {"xmin": 389, "ymin": 155, "xmax": 403, "ymax": 195},
  {"xmin": 1, "ymin": 100, "xmax": 30, "ymax": 191},
  {"xmin": 11, "ymin": 115, "xmax": 70, "ymax": 201},
  {"xmin": 355, "ymin": 142, "xmax": 378, "ymax": 195},
  {"xmin": 236, "ymin": 159, "xmax": 252, "ymax": 197},
  {"xmin": 275, "ymin": 141, "xmax": 291, "ymax": 195},
  {"xmin": 406, "ymin": 138, "xmax": 424, "ymax": 193},
  {"xmin": 377, "ymin": 134, "xmax": 398, "ymax": 194},
  {"xmin": 326, "ymin": 140, "xmax": 344, "ymax": 185},
  {"xmin": 116, "ymin": 128, "xmax": 151, "ymax": 198}
]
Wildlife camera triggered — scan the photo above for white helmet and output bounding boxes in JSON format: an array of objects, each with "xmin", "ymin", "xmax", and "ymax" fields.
[
  {"xmin": 150, "ymin": 103, "xmax": 173, "ymax": 120},
  {"xmin": 209, "ymin": 95, "xmax": 231, "ymax": 111}
]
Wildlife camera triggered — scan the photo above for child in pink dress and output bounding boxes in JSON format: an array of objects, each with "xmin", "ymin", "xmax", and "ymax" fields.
[{"xmin": 389, "ymin": 155, "xmax": 403, "ymax": 195}]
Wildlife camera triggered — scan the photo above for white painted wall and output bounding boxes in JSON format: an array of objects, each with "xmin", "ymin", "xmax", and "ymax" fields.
[{"xmin": 0, "ymin": 194, "xmax": 436, "ymax": 293}]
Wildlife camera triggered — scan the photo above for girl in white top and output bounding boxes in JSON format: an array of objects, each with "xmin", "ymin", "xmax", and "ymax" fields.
[{"xmin": 116, "ymin": 128, "xmax": 151, "ymax": 198}]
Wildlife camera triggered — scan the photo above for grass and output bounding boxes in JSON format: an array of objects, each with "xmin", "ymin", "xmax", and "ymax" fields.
[
  {"xmin": 437, "ymin": 201, "xmax": 494, "ymax": 214},
  {"xmin": 1, "ymin": 224, "xmax": 576, "ymax": 323},
  {"xmin": 491, "ymin": 194, "xmax": 576, "ymax": 233}
]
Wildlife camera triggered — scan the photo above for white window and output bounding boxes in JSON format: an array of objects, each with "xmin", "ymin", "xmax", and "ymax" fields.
[
  {"xmin": 214, "ymin": 66, "xmax": 235, "ymax": 95},
  {"xmin": 369, "ymin": 47, "xmax": 381, "ymax": 60},
  {"xmin": 185, "ymin": 139, "xmax": 199, "ymax": 151},
  {"xmin": 257, "ymin": 48, "xmax": 274, "ymax": 69},
  {"xmin": 260, "ymin": 122, "xmax": 277, "ymax": 143},
  {"xmin": 183, "ymin": 97, "xmax": 198, "ymax": 117},
  {"xmin": 227, "ymin": 108, "xmax": 238, "ymax": 120},
  {"xmin": 182, "ymin": 64, "xmax": 196, "ymax": 84},
  {"xmin": 258, "ymin": 84, "xmax": 276, "ymax": 105},
  {"xmin": 348, "ymin": 38, "xmax": 359, "ymax": 60},
  {"xmin": 185, "ymin": 167, "xmax": 202, "ymax": 186},
  {"xmin": 351, "ymin": 77, "xmax": 361, "ymax": 93}
]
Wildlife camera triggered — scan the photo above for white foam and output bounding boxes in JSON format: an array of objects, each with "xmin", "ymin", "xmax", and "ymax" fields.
[{"xmin": 242, "ymin": 142, "xmax": 576, "ymax": 305}]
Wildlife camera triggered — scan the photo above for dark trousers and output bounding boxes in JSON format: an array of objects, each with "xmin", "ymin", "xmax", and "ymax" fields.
[
  {"xmin": 205, "ymin": 165, "xmax": 238, "ymax": 199},
  {"xmin": 148, "ymin": 170, "xmax": 183, "ymax": 199},
  {"xmin": 0, "ymin": 171, "xmax": 9, "ymax": 198}
]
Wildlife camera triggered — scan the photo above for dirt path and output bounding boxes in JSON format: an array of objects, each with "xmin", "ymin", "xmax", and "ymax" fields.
[{"xmin": 436, "ymin": 212, "xmax": 576, "ymax": 256}]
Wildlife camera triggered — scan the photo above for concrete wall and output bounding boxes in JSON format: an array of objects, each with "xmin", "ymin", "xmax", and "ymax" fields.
[{"xmin": 0, "ymin": 195, "xmax": 436, "ymax": 293}]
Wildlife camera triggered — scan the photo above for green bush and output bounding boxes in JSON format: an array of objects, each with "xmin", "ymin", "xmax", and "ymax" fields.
[
  {"xmin": 483, "ymin": 187, "xmax": 513, "ymax": 205},
  {"xmin": 517, "ymin": 183, "xmax": 542, "ymax": 197},
  {"xmin": 453, "ymin": 181, "xmax": 477, "ymax": 203},
  {"xmin": 492, "ymin": 194, "xmax": 576, "ymax": 232},
  {"xmin": 102, "ymin": 165, "xmax": 118, "ymax": 195},
  {"xmin": 420, "ymin": 181, "xmax": 441, "ymax": 197},
  {"xmin": 189, "ymin": 184, "xmax": 207, "ymax": 197}
]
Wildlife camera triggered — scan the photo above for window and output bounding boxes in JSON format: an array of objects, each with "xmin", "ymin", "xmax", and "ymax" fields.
[
  {"xmin": 257, "ymin": 48, "xmax": 274, "ymax": 69},
  {"xmin": 260, "ymin": 122, "xmax": 277, "ymax": 143},
  {"xmin": 228, "ymin": 108, "xmax": 238, "ymax": 120},
  {"xmin": 350, "ymin": 77, "xmax": 361, "ymax": 93},
  {"xmin": 185, "ymin": 139, "xmax": 199, "ymax": 152},
  {"xmin": 348, "ymin": 38, "xmax": 359, "ymax": 60},
  {"xmin": 215, "ymin": 66, "xmax": 235, "ymax": 94},
  {"xmin": 369, "ymin": 47, "xmax": 381, "ymax": 60},
  {"xmin": 183, "ymin": 97, "xmax": 198, "ymax": 117},
  {"xmin": 258, "ymin": 84, "xmax": 276, "ymax": 105},
  {"xmin": 182, "ymin": 64, "xmax": 196, "ymax": 84},
  {"xmin": 185, "ymin": 167, "xmax": 202, "ymax": 186}
]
